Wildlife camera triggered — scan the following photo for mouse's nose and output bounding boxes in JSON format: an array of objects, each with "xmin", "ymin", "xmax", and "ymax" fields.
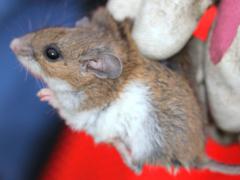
[
  {"xmin": 10, "ymin": 35, "xmax": 33, "ymax": 56},
  {"xmin": 10, "ymin": 38, "xmax": 22, "ymax": 53}
]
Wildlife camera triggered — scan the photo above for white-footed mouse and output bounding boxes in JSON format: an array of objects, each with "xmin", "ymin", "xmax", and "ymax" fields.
[{"xmin": 10, "ymin": 8, "xmax": 240, "ymax": 175}]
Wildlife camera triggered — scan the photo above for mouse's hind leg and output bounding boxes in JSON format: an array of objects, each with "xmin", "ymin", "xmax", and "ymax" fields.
[{"xmin": 113, "ymin": 140, "xmax": 143, "ymax": 174}]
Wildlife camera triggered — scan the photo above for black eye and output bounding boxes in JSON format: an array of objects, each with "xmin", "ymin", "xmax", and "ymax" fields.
[{"xmin": 44, "ymin": 45, "xmax": 61, "ymax": 61}]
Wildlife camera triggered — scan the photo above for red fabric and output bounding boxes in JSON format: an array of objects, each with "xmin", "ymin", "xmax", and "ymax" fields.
[
  {"xmin": 193, "ymin": 5, "xmax": 217, "ymax": 42},
  {"xmin": 41, "ymin": 127, "xmax": 240, "ymax": 180},
  {"xmin": 40, "ymin": 5, "xmax": 240, "ymax": 180}
]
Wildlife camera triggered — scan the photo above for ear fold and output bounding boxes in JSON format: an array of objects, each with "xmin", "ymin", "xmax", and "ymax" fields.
[{"xmin": 80, "ymin": 52, "xmax": 122, "ymax": 79}]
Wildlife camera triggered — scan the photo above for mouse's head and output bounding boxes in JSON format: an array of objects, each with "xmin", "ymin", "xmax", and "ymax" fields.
[{"xmin": 10, "ymin": 8, "xmax": 128, "ymax": 92}]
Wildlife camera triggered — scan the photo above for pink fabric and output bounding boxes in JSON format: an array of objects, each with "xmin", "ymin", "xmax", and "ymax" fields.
[{"xmin": 209, "ymin": 0, "xmax": 240, "ymax": 64}]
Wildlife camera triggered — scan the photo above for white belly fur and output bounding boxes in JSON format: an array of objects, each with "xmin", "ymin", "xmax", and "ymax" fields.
[{"xmin": 58, "ymin": 81, "xmax": 165, "ymax": 162}]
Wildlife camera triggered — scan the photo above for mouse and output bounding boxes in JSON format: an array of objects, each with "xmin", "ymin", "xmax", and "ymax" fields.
[{"xmin": 10, "ymin": 8, "xmax": 240, "ymax": 175}]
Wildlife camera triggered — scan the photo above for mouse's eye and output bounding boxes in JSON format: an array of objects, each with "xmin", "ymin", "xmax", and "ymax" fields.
[{"xmin": 44, "ymin": 44, "xmax": 61, "ymax": 62}]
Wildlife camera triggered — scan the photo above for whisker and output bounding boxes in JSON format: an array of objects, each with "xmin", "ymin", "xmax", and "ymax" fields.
[
  {"xmin": 15, "ymin": 62, "xmax": 24, "ymax": 73},
  {"xmin": 35, "ymin": 79, "xmax": 43, "ymax": 89},
  {"xmin": 63, "ymin": 0, "xmax": 69, "ymax": 20},
  {"xmin": 39, "ymin": 79, "xmax": 46, "ymax": 89},
  {"xmin": 46, "ymin": 108, "xmax": 57, "ymax": 117},
  {"xmin": 24, "ymin": 68, "xmax": 29, "ymax": 81},
  {"xmin": 28, "ymin": 18, "xmax": 33, "ymax": 32},
  {"xmin": 42, "ymin": 11, "xmax": 52, "ymax": 28},
  {"xmin": 15, "ymin": 22, "xmax": 25, "ymax": 35}
]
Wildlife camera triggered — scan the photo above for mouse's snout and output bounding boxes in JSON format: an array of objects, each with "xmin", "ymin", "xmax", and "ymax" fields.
[
  {"xmin": 10, "ymin": 38, "xmax": 22, "ymax": 53},
  {"xmin": 10, "ymin": 34, "xmax": 34, "ymax": 57}
]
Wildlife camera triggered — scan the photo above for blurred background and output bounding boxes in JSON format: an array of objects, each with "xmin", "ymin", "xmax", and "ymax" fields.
[
  {"xmin": 1, "ymin": 1, "xmax": 240, "ymax": 180},
  {"xmin": 0, "ymin": 0, "xmax": 105, "ymax": 179}
]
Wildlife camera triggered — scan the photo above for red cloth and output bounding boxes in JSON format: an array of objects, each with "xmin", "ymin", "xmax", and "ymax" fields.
[
  {"xmin": 193, "ymin": 5, "xmax": 217, "ymax": 41},
  {"xmin": 40, "ymin": 6, "xmax": 240, "ymax": 180},
  {"xmin": 41, "ymin": 127, "xmax": 240, "ymax": 180}
]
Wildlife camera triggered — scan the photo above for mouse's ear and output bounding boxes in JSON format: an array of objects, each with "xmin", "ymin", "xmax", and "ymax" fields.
[
  {"xmin": 75, "ymin": 17, "xmax": 90, "ymax": 27},
  {"xmin": 80, "ymin": 52, "xmax": 122, "ymax": 79},
  {"xmin": 91, "ymin": 8, "xmax": 119, "ymax": 35}
]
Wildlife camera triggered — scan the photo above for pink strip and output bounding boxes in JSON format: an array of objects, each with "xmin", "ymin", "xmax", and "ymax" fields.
[{"xmin": 209, "ymin": 0, "xmax": 240, "ymax": 64}]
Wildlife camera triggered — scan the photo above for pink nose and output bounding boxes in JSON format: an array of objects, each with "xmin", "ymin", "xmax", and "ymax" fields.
[
  {"xmin": 10, "ymin": 38, "xmax": 22, "ymax": 53},
  {"xmin": 10, "ymin": 36, "xmax": 33, "ymax": 56}
]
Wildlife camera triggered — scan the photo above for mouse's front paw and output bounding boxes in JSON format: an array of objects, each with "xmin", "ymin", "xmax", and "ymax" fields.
[
  {"xmin": 37, "ymin": 88, "xmax": 54, "ymax": 102},
  {"xmin": 37, "ymin": 88, "xmax": 59, "ymax": 108}
]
